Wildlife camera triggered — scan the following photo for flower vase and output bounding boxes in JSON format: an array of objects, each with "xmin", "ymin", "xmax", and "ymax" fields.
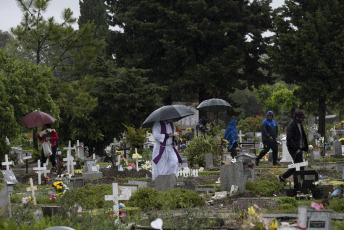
[{"xmin": 119, "ymin": 165, "xmax": 124, "ymax": 171}]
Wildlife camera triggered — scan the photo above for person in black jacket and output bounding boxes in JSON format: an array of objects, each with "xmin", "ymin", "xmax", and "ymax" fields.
[
  {"xmin": 255, "ymin": 111, "xmax": 279, "ymax": 166},
  {"xmin": 279, "ymin": 109, "xmax": 308, "ymax": 182}
]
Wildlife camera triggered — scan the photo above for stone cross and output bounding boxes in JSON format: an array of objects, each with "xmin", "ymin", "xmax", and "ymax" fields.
[
  {"xmin": 75, "ymin": 140, "xmax": 83, "ymax": 158},
  {"xmin": 132, "ymin": 148, "xmax": 142, "ymax": 171},
  {"xmin": 2, "ymin": 154, "xmax": 13, "ymax": 170},
  {"xmin": 238, "ymin": 130, "xmax": 245, "ymax": 147},
  {"xmin": 105, "ymin": 183, "xmax": 130, "ymax": 224},
  {"xmin": 43, "ymin": 163, "xmax": 50, "ymax": 177},
  {"xmin": 26, "ymin": 178, "xmax": 37, "ymax": 205},
  {"xmin": 288, "ymin": 161, "xmax": 308, "ymax": 171},
  {"xmin": 63, "ymin": 153, "xmax": 76, "ymax": 176},
  {"xmin": 33, "ymin": 160, "xmax": 46, "ymax": 185},
  {"xmin": 93, "ymin": 154, "xmax": 96, "ymax": 160}
]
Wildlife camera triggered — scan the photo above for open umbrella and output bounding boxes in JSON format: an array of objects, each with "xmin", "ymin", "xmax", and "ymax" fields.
[
  {"xmin": 196, "ymin": 98, "xmax": 231, "ymax": 112},
  {"xmin": 21, "ymin": 110, "xmax": 56, "ymax": 128},
  {"xmin": 142, "ymin": 105, "xmax": 194, "ymax": 128}
]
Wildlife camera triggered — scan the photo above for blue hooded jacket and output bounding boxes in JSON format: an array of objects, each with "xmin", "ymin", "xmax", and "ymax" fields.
[
  {"xmin": 261, "ymin": 111, "xmax": 278, "ymax": 142},
  {"xmin": 223, "ymin": 119, "xmax": 238, "ymax": 149}
]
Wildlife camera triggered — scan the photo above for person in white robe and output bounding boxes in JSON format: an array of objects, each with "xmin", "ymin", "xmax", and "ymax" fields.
[{"xmin": 152, "ymin": 120, "xmax": 183, "ymax": 180}]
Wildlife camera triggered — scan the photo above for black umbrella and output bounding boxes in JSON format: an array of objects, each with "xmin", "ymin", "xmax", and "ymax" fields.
[
  {"xmin": 142, "ymin": 105, "xmax": 194, "ymax": 128},
  {"xmin": 196, "ymin": 98, "xmax": 231, "ymax": 112}
]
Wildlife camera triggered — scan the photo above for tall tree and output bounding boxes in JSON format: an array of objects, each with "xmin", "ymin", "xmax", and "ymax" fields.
[
  {"xmin": 7, "ymin": 0, "xmax": 104, "ymax": 80},
  {"xmin": 0, "ymin": 49, "xmax": 59, "ymax": 151},
  {"xmin": 269, "ymin": 0, "xmax": 344, "ymax": 136},
  {"xmin": 105, "ymin": 0, "xmax": 273, "ymax": 106}
]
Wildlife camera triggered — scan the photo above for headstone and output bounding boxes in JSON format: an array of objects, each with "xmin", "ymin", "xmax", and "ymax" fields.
[
  {"xmin": 280, "ymin": 136, "xmax": 293, "ymax": 163},
  {"xmin": 11, "ymin": 147, "xmax": 23, "ymax": 164},
  {"xmin": 33, "ymin": 160, "xmax": 46, "ymax": 185},
  {"xmin": 307, "ymin": 209, "xmax": 332, "ymax": 229},
  {"xmin": 178, "ymin": 155, "xmax": 188, "ymax": 169},
  {"xmin": 238, "ymin": 130, "xmax": 245, "ymax": 147},
  {"xmin": 0, "ymin": 181, "xmax": 11, "ymax": 217},
  {"xmin": 22, "ymin": 152, "xmax": 32, "ymax": 174},
  {"xmin": 1, "ymin": 154, "xmax": 13, "ymax": 170},
  {"xmin": 82, "ymin": 159, "xmax": 102, "ymax": 179},
  {"xmin": 1, "ymin": 170, "xmax": 18, "ymax": 184},
  {"xmin": 311, "ymin": 150, "xmax": 321, "ymax": 160},
  {"xmin": 69, "ymin": 177, "xmax": 84, "ymax": 189},
  {"xmin": 293, "ymin": 170, "xmax": 318, "ymax": 194},
  {"xmin": 26, "ymin": 178, "xmax": 37, "ymax": 205},
  {"xmin": 155, "ymin": 174, "xmax": 177, "ymax": 191},
  {"xmin": 205, "ymin": 153, "xmax": 214, "ymax": 169},
  {"xmin": 75, "ymin": 140, "xmax": 85, "ymax": 160},
  {"xmin": 128, "ymin": 180, "xmax": 148, "ymax": 188},
  {"xmin": 105, "ymin": 183, "xmax": 131, "ymax": 224},
  {"xmin": 220, "ymin": 163, "xmax": 248, "ymax": 192},
  {"xmin": 332, "ymin": 140, "xmax": 342, "ymax": 157},
  {"xmin": 236, "ymin": 152, "xmax": 256, "ymax": 180},
  {"xmin": 335, "ymin": 161, "xmax": 344, "ymax": 172}
]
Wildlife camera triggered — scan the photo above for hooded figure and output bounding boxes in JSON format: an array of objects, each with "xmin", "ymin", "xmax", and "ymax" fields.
[
  {"xmin": 255, "ymin": 111, "xmax": 279, "ymax": 166},
  {"xmin": 223, "ymin": 119, "xmax": 239, "ymax": 158}
]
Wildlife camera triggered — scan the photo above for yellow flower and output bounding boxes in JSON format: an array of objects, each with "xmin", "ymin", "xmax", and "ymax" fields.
[
  {"xmin": 116, "ymin": 150, "xmax": 122, "ymax": 154},
  {"xmin": 268, "ymin": 219, "xmax": 279, "ymax": 230},
  {"xmin": 75, "ymin": 170, "xmax": 82, "ymax": 174},
  {"xmin": 186, "ymin": 128, "xmax": 191, "ymax": 131},
  {"xmin": 148, "ymin": 132, "xmax": 152, "ymax": 136},
  {"xmin": 248, "ymin": 206, "xmax": 256, "ymax": 216}
]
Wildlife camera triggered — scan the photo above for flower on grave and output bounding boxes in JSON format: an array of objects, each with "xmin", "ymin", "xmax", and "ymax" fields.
[
  {"xmin": 133, "ymin": 153, "xmax": 141, "ymax": 158},
  {"xmin": 42, "ymin": 176, "xmax": 49, "ymax": 185},
  {"xmin": 340, "ymin": 138, "xmax": 344, "ymax": 145},
  {"xmin": 22, "ymin": 195, "xmax": 32, "ymax": 205},
  {"xmin": 39, "ymin": 128, "xmax": 56, "ymax": 139},
  {"xmin": 243, "ymin": 204, "xmax": 279, "ymax": 230},
  {"xmin": 116, "ymin": 150, "xmax": 122, "ymax": 155},
  {"xmin": 248, "ymin": 163, "xmax": 255, "ymax": 169},
  {"xmin": 75, "ymin": 170, "xmax": 82, "ymax": 174},
  {"xmin": 186, "ymin": 127, "xmax": 192, "ymax": 132},
  {"xmin": 141, "ymin": 161, "xmax": 152, "ymax": 171},
  {"xmin": 308, "ymin": 145, "xmax": 314, "ymax": 150},
  {"xmin": 52, "ymin": 181, "xmax": 64, "ymax": 192},
  {"xmin": 49, "ymin": 193, "xmax": 57, "ymax": 200},
  {"xmin": 311, "ymin": 202, "xmax": 324, "ymax": 211}
]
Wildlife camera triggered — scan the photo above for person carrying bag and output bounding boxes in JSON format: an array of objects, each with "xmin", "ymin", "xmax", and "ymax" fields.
[{"xmin": 37, "ymin": 123, "xmax": 59, "ymax": 169}]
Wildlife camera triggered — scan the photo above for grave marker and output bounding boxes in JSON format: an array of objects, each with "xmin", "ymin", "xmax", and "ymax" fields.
[
  {"xmin": 155, "ymin": 174, "xmax": 177, "ymax": 191},
  {"xmin": 1, "ymin": 170, "xmax": 18, "ymax": 184},
  {"xmin": 132, "ymin": 148, "xmax": 142, "ymax": 171},
  {"xmin": 26, "ymin": 178, "xmax": 37, "ymax": 205},
  {"xmin": 105, "ymin": 183, "xmax": 131, "ymax": 224},
  {"xmin": 205, "ymin": 153, "xmax": 214, "ymax": 169},
  {"xmin": 63, "ymin": 142, "xmax": 76, "ymax": 176},
  {"xmin": 238, "ymin": 130, "xmax": 245, "ymax": 147},
  {"xmin": 43, "ymin": 163, "xmax": 50, "ymax": 177},
  {"xmin": 280, "ymin": 136, "xmax": 293, "ymax": 163},
  {"xmin": 1, "ymin": 154, "xmax": 13, "ymax": 170},
  {"xmin": 75, "ymin": 140, "xmax": 85, "ymax": 159},
  {"xmin": 23, "ymin": 152, "xmax": 32, "ymax": 174},
  {"xmin": 288, "ymin": 161, "xmax": 308, "ymax": 171},
  {"xmin": 33, "ymin": 160, "xmax": 46, "ymax": 185}
]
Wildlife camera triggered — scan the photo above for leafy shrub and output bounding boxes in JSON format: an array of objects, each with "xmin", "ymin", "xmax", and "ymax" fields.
[
  {"xmin": 246, "ymin": 174, "xmax": 284, "ymax": 196},
  {"xmin": 237, "ymin": 115, "xmax": 264, "ymax": 133},
  {"xmin": 61, "ymin": 184, "xmax": 112, "ymax": 209},
  {"xmin": 327, "ymin": 198, "xmax": 344, "ymax": 212},
  {"xmin": 276, "ymin": 197, "xmax": 298, "ymax": 213},
  {"xmin": 127, "ymin": 187, "xmax": 204, "ymax": 210},
  {"xmin": 184, "ymin": 136, "xmax": 222, "ymax": 167}
]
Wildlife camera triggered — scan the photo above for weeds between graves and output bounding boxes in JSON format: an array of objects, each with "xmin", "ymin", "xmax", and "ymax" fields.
[{"xmin": 245, "ymin": 174, "xmax": 284, "ymax": 196}]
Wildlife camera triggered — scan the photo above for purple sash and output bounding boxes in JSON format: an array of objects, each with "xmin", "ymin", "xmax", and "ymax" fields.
[{"xmin": 153, "ymin": 121, "xmax": 183, "ymax": 164}]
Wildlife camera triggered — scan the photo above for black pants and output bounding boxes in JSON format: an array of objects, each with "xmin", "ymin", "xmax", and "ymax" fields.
[
  {"xmin": 41, "ymin": 145, "xmax": 57, "ymax": 167},
  {"xmin": 282, "ymin": 151, "xmax": 304, "ymax": 179},
  {"xmin": 228, "ymin": 142, "xmax": 238, "ymax": 158},
  {"xmin": 257, "ymin": 141, "xmax": 278, "ymax": 164}
]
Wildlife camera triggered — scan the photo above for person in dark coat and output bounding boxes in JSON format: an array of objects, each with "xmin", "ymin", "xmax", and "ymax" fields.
[
  {"xmin": 255, "ymin": 111, "xmax": 279, "ymax": 166},
  {"xmin": 279, "ymin": 109, "xmax": 308, "ymax": 182}
]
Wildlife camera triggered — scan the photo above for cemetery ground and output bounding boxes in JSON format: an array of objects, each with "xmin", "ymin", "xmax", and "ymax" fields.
[{"xmin": 2, "ymin": 155, "xmax": 344, "ymax": 230}]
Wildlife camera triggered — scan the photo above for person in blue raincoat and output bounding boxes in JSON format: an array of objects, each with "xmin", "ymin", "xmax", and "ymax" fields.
[
  {"xmin": 255, "ymin": 111, "xmax": 279, "ymax": 166},
  {"xmin": 223, "ymin": 119, "xmax": 239, "ymax": 158}
]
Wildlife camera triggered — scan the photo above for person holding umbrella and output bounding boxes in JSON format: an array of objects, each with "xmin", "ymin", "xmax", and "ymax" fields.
[
  {"xmin": 36, "ymin": 123, "xmax": 59, "ymax": 169},
  {"xmin": 152, "ymin": 120, "xmax": 183, "ymax": 180}
]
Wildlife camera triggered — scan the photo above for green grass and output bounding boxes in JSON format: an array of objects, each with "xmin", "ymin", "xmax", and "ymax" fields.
[{"xmin": 199, "ymin": 171, "xmax": 220, "ymax": 175}]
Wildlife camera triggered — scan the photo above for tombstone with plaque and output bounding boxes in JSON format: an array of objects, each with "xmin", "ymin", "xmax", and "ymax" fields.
[{"xmin": 82, "ymin": 159, "xmax": 102, "ymax": 179}]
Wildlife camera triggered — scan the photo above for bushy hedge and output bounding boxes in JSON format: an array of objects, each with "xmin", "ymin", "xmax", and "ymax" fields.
[
  {"xmin": 126, "ymin": 187, "xmax": 204, "ymax": 210},
  {"xmin": 245, "ymin": 174, "xmax": 284, "ymax": 196}
]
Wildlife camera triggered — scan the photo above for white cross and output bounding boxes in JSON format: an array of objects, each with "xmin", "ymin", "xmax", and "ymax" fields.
[
  {"xmin": 93, "ymin": 153, "xmax": 96, "ymax": 160},
  {"xmin": 75, "ymin": 140, "xmax": 83, "ymax": 158},
  {"xmin": 132, "ymin": 148, "xmax": 142, "ymax": 171},
  {"xmin": 26, "ymin": 178, "xmax": 37, "ymax": 205},
  {"xmin": 288, "ymin": 161, "xmax": 308, "ymax": 171},
  {"xmin": 238, "ymin": 130, "xmax": 245, "ymax": 147},
  {"xmin": 43, "ymin": 163, "xmax": 50, "ymax": 177},
  {"xmin": 63, "ymin": 141, "xmax": 76, "ymax": 176},
  {"xmin": 105, "ymin": 183, "xmax": 130, "ymax": 224},
  {"xmin": 2, "ymin": 154, "xmax": 13, "ymax": 170},
  {"xmin": 33, "ymin": 160, "xmax": 46, "ymax": 185}
]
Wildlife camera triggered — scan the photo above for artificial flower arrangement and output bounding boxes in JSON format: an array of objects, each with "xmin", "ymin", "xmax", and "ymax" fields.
[
  {"xmin": 75, "ymin": 169, "xmax": 83, "ymax": 175},
  {"xmin": 141, "ymin": 161, "xmax": 152, "ymax": 171},
  {"xmin": 42, "ymin": 176, "xmax": 49, "ymax": 185},
  {"xmin": 340, "ymin": 138, "xmax": 344, "ymax": 145},
  {"xmin": 242, "ymin": 204, "xmax": 278, "ymax": 230},
  {"xmin": 49, "ymin": 193, "xmax": 57, "ymax": 200},
  {"xmin": 39, "ymin": 128, "xmax": 56, "ymax": 139},
  {"xmin": 22, "ymin": 195, "xmax": 32, "ymax": 205},
  {"xmin": 52, "ymin": 181, "xmax": 69, "ymax": 194}
]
